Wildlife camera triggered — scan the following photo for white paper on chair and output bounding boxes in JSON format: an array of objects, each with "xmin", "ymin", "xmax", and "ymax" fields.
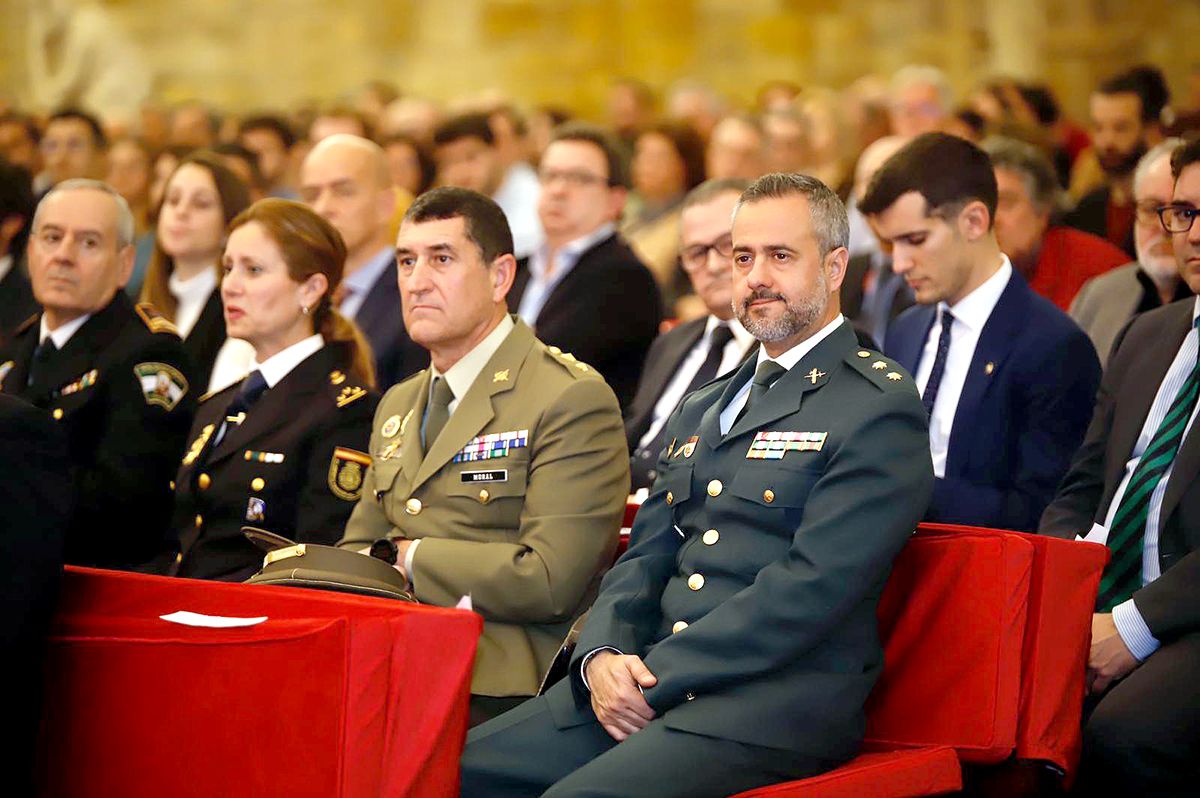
[
  {"xmin": 1076, "ymin": 523, "xmax": 1110, "ymax": 546},
  {"xmin": 160, "ymin": 610, "xmax": 268, "ymax": 628}
]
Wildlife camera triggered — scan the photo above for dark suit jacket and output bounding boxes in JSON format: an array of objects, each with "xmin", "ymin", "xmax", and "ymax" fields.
[
  {"xmin": 1041, "ymin": 298, "xmax": 1200, "ymax": 640},
  {"xmin": 0, "ymin": 259, "xmax": 38, "ymax": 345},
  {"xmin": 173, "ymin": 341, "xmax": 377, "ymax": 582},
  {"xmin": 886, "ymin": 270, "xmax": 1101, "ymax": 532},
  {"xmin": 184, "ymin": 289, "xmax": 227, "ymax": 391},
  {"xmin": 1064, "ymin": 185, "xmax": 1136, "ymax": 260},
  {"xmin": 623, "ymin": 317, "xmax": 708, "ymax": 450},
  {"xmin": 547, "ymin": 322, "xmax": 934, "ymax": 759},
  {"xmin": 352, "ymin": 256, "xmax": 428, "ymax": 389},
  {"xmin": 841, "ymin": 253, "xmax": 914, "ymax": 348},
  {"xmin": 0, "ymin": 293, "xmax": 198, "ymax": 568},
  {"xmin": 510, "ymin": 233, "xmax": 662, "ymax": 410}
]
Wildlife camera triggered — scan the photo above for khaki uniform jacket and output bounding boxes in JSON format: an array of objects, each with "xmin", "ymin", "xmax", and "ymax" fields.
[{"xmin": 340, "ymin": 318, "xmax": 629, "ymax": 697}]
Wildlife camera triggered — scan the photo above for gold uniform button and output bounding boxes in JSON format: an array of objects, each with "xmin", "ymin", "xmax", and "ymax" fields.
[
  {"xmin": 702, "ymin": 529, "xmax": 719, "ymax": 545},
  {"xmin": 174, "ymin": 552, "xmax": 182, "ymax": 565},
  {"xmin": 478, "ymin": 489, "xmax": 490, "ymax": 504},
  {"xmin": 169, "ymin": 480, "xmax": 176, "ymax": 491},
  {"xmin": 687, "ymin": 573, "xmax": 705, "ymax": 591},
  {"xmin": 52, "ymin": 408, "xmax": 63, "ymax": 420},
  {"xmin": 198, "ymin": 473, "xmax": 211, "ymax": 490},
  {"xmin": 763, "ymin": 489, "xmax": 775, "ymax": 504},
  {"xmin": 194, "ymin": 514, "xmax": 203, "ymax": 528},
  {"xmin": 707, "ymin": 479, "xmax": 723, "ymax": 497},
  {"xmin": 405, "ymin": 498, "xmax": 423, "ymax": 515},
  {"xmin": 251, "ymin": 477, "xmax": 265, "ymax": 492},
  {"xmin": 685, "ymin": 691, "xmax": 696, "ymax": 701},
  {"xmin": 857, "ymin": 350, "xmax": 871, "ymax": 358},
  {"xmin": 672, "ymin": 621, "xmax": 689, "ymax": 633},
  {"xmin": 666, "ymin": 491, "xmax": 674, "ymax": 505},
  {"xmin": 548, "ymin": 346, "xmax": 561, "ymax": 355}
]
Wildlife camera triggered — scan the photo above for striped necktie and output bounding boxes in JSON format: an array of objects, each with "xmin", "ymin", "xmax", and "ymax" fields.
[{"xmin": 1096, "ymin": 316, "xmax": 1200, "ymax": 612}]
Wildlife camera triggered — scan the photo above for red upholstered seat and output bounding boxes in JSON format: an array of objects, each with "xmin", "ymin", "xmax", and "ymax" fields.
[
  {"xmin": 731, "ymin": 525, "xmax": 1104, "ymax": 797},
  {"xmin": 37, "ymin": 567, "xmax": 482, "ymax": 798}
]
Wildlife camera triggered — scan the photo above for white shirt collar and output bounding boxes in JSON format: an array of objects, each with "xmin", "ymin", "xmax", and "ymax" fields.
[
  {"xmin": 429, "ymin": 314, "xmax": 516, "ymax": 403},
  {"xmin": 939, "ymin": 255, "xmax": 1012, "ymax": 333},
  {"xmin": 250, "ymin": 334, "xmax": 325, "ymax": 389},
  {"xmin": 40, "ymin": 313, "xmax": 92, "ymax": 349},
  {"xmin": 753, "ymin": 314, "xmax": 847, "ymax": 372},
  {"xmin": 529, "ymin": 223, "xmax": 615, "ymax": 281},
  {"xmin": 705, "ymin": 315, "xmax": 755, "ymax": 349},
  {"xmin": 0, "ymin": 254, "xmax": 14, "ymax": 283},
  {"xmin": 168, "ymin": 266, "xmax": 218, "ymax": 302}
]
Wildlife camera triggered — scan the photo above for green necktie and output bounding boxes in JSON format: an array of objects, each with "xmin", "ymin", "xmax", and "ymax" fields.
[
  {"xmin": 735, "ymin": 360, "xmax": 787, "ymax": 425},
  {"xmin": 1096, "ymin": 317, "xmax": 1200, "ymax": 612},
  {"xmin": 423, "ymin": 377, "xmax": 455, "ymax": 451}
]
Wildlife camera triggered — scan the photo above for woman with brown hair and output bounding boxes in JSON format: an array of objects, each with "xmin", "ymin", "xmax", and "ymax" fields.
[
  {"xmin": 140, "ymin": 152, "xmax": 252, "ymax": 390},
  {"xmin": 170, "ymin": 199, "xmax": 379, "ymax": 582}
]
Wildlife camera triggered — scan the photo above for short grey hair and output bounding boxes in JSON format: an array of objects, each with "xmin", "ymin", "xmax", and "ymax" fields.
[
  {"xmin": 890, "ymin": 65, "xmax": 953, "ymax": 112},
  {"xmin": 981, "ymin": 136, "xmax": 1062, "ymax": 212},
  {"xmin": 734, "ymin": 172, "xmax": 849, "ymax": 258},
  {"xmin": 682, "ymin": 177, "xmax": 751, "ymax": 212},
  {"xmin": 1134, "ymin": 137, "xmax": 1187, "ymax": 196},
  {"xmin": 33, "ymin": 179, "xmax": 136, "ymax": 249}
]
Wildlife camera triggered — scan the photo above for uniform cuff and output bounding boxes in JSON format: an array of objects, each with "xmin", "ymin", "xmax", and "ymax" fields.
[
  {"xmin": 403, "ymin": 538, "xmax": 420, "ymax": 591},
  {"xmin": 1111, "ymin": 599, "xmax": 1161, "ymax": 662},
  {"xmin": 579, "ymin": 646, "xmax": 622, "ymax": 692}
]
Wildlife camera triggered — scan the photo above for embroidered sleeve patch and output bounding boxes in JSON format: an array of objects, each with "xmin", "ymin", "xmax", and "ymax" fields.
[
  {"xmin": 134, "ymin": 363, "xmax": 189, "ymax": 410},
  {"xmin": 328, "ymin": 446, "xmax": 371, "ymax": 501}
]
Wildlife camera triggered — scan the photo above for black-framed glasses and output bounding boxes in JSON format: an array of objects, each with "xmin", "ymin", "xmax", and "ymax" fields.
[
  {"xmin": 1159, "ymin": 204, "xmax": 1200, "ymax": 234},
  {"xmin": 681, "ymin": 234, "xmax": 733, "ymax": 271}
]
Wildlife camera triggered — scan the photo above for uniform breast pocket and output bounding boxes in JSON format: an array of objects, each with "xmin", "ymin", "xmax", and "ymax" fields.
[
  {"xmin": 655, "ymin": 463, "xmax": 693, "ymax": 508},
  {"xmin": 730, "ymin": 461, "xmax": 822, "ymax": 509},
  {"xmin": 446, "ymin": 458, "xmax": 529, "ymax": 504}
]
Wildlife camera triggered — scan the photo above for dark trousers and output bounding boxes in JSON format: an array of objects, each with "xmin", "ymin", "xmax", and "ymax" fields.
[
  {"xmin": 468, "ymin": 694, "xmax": 529, "ymax": 728},
  {"xmin": 460, "ymin": 687, "xmax": 837, "ymax": 798},
  {"xmin": 1075, "ymin": 631, "xmax": 1200, "ymax": 797}
]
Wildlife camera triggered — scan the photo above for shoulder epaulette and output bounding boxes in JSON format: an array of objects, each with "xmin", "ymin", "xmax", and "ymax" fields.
[
  {"xmin": 845, "ymin": 348, "xmax": 911, "ymax": 390},
  {"xmin": 135, "ymin": 303, "xmax": 180, "ymax": 337},
  {"xmin": 544, "ymin": 344, "xmax": 596, "ymax": 378},
  {"xmin": 329, "ymin": 370, "xmax": 369, "ymax": 408},
  {"xmin": 15, "ymin": 313, "xmax": 38, "ymax": 335}
]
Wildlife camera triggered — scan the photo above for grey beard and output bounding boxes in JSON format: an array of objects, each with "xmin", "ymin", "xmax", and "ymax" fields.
[{"xmin": 734, "ymin": 271, "xmax": 828, "ymax": 343}]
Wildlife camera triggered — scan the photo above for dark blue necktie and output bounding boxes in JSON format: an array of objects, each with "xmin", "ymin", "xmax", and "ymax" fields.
[
  {"xmin": 27, "ymin": 337, "xmax": 59, "ymax": 388},
  {"xmin": 921, "ymin": 309, "xmax": 955, "ymax": 417},
  {"xmin": 224, "ymin": 370, "xmax": 268, "ymax": 424}
]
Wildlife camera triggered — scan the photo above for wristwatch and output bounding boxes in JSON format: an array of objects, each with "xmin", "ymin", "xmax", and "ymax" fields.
[{"xmin": 369, "ymin": 536, "xmax": 400, "ymax": 566}]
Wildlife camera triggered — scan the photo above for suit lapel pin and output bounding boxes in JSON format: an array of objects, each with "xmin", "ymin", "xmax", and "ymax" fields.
[
  {"xmin": 806, "ymin": 368, "xmax": 826, "ymax": 384},
  {"xmin": 493, "ymin": 369, "xmax": 510, "ymax": 383},
  {"xmin": 985, "ymin": 362, "xmax": 995, "ymax": 375},
  {"xmin": 681, "ymin": 435, "xmax": 699, "ymax": 458},
  {"xmin": 381, "ymin": 414, "xmax": 402, "ymax": 438},
  {"xmin": 245, "ymin": 497, "xmax": 266, "ymax": 522}
]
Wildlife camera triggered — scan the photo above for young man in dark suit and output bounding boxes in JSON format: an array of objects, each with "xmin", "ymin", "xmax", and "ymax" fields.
[
  {"xmin": 864, "ymin": 133, "xmax": 1101, "ymax": 533},
  {"xmin": 300, "ymin": 134, "xmax": 428, "ymax": 388},
  {"xmin": 461, "ymin": 173, "xmax": 933, "ymax": 797},
  {"xmin": 1040, "ymin": 138, "xmax": 1200, "ymax": 796},
  {"xmin": 624, "ymin": 178, "xmax": 755, "ymax": 489},
  {"xmin": 509, "ymin": 124, "xmax": 662, "ymax": 411}
]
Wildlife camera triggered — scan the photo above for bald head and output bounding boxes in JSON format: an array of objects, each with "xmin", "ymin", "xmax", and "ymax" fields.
[{"xmin": 300, "ymin": 134, "xmax": 396, "ymax": 268}]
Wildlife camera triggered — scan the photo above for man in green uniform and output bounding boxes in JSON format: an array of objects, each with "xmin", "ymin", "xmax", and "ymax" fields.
[
  {"xmin": 339, "ymin": 187, "xmax": 629, "ymax": 725},
  {"xmin": 459, "ymin": 173, "xmax": 934, "ymax": 797}
]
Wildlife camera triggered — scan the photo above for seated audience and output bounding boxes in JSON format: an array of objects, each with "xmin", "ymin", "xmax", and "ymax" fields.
[
  {"xmin": 104, "ymin": 136, "xmax": 155, "ymax": 295},
  {"xmin": 212, "ymin": 142, "xmax": 267, "ymax": 201},
  {"xmin": 512, "ymin": 123, "xmax": 662, "ymax": 410},
  {"xmin": 168, "ymin": 101, "xmax": 219, "ymax": 149},
  {"xmin": 983, "ymin": 135, "xmax": 1129, "ymax": 310},
  {"xmin": 0, "ymin": 179, "xmax": 196, "ymax": 569},
  {"xmin": 308, "ymin": 106, "xmax": 372, "ymax": 143},
  {"xmin": 704, "ymin": 114, "xmax": 765, "ymax": 181},
  {"xmin": 433, "ymin": 111, "xmax": 543, "ymax": 258},
  {"xmin": 382, "ymin": 133, "xmax": 435, "ymax": 198},
  {"xmin": 300, "ymin": 134, "xmax": 429, "ymax": 388},
  {"xmin": 762, "ymin": 106, "xmax": 807, "ymax": 175},
  {"xmin": 39, "ymin": 108, "xmax": 108, "ymax": 191},
  {"xmin": 460, "ymin": 173, "xmax": 933, "ymax": 797},
  {"xmin": 888, "ymin": 64, "xmax": 952, "ymax": 137},
  {"xmin": 0, "ymin": 158, "xmax": 39, "ymax": 343},
  {"xmin": 1072, "ymin": 138, "xmax": 1191, "ymax": 364},
  {"xmin": 864, "ymin": 133, "xmax": 1101, "ymax": 532},
  {"xmin": 0, "ymin": 112, "xmax": 43, "ymax": 178},
  {"xmin": 625, "ymin": 178, "xmax": 755, "ymax": 490},
  {"xmin": 238, "ymin": 114, "xmax": 298, "ymax": 199},
  {"xmin": 339, "ymin": 187, "xmax": 628, "ymax": 726},
  {"xmin": 139, "ymin": 152, "xmax": 253, "ymax": 391},
  {"xmin": 622, "ymin": 121, "xmax": 706, "ymax": 295},
  {"xmin": 1039, "ymin": 138, "xmax": 1200, "ymax": 797},
  {"xmin": 172, "ymin": 199, "xmax": 378, "ymax": 582}
]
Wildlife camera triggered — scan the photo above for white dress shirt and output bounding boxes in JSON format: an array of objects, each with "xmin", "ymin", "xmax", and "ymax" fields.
[
  {"xmin": 517, "ymin": 223, "xmax": 615, "ymax": 327},
  {"xmin": 168, "ymin": 267, "xmax": 218, "ymax": 340},
  {"xmin": 39, "ymin": 313, "xmax": 91, "ymax": 349},
  {"xmin": 493, "ymin": 162, "xmax": 544, "ymax": 259},
  {"xmin": 914, "ymin": 257, "xmax": 1012, "ymax": 478},
  {"xmin": 212, "ymin": 334, "xmax": 324, "ymax": 446},
  {"xmin": 1101, "ymin": 297, "xmax": 1200, "ymax": 661},
  {"xmin": 637, "ymin": 316, "xmax": 755, "ymax": 451}
]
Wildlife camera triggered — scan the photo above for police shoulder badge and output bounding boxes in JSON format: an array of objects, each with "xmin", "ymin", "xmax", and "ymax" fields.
[
  {"xmin": 134, "ymin": 362, "xmax": 189, "ymax": 410},
  {"xmin": 329, "ymin": 446, "xmax": 371, "ymax": 501}
]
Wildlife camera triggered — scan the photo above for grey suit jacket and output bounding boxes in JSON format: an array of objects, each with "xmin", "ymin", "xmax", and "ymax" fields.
[{"xmin": 1070, "ymin": 263, "xmax": 1142, "ymax": 365}]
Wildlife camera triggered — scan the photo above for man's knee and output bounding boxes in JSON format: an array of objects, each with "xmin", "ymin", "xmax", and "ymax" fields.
[{"xmin": 1082, "ymin": 686, "xmax": 1162, "ymax": 787}]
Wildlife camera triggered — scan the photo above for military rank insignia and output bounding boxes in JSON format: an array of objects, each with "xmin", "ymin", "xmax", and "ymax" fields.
[
  {"xmin": 60, "ymin": 369, "xmax": 99, "ymax": 396},
  {"xmin": 746, "ymin": 431, "xmax": 828, "ymax": 459},
  {"xmin": 134, "ymin": 362, "xmax": 189, "ymax": 410},
  {"xmin": 0, "ymin": 360, "xmax": 14, "ymax": 388},
  {"xmin": 673, "ymin": 436, "xmax": 699, "ymax": 458},
  {"xmin": 329, "ymin": 446, "xmax": 371, "ymax": 501},
  {"xmin": 452, "ymin": 429, "xmax": 529, "ymax": 463},
  {"xmin": 182, "ymin": 424, "xmax": 216, "ymax": 466},
  {"xmin": 245, "ymin": 497, "xmax": 266, "ymax": 522}
]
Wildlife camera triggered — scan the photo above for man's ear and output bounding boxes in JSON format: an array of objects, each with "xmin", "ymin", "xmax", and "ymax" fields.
[
  {"xmin": 116, "ymin": 244, "xmax": 135, "ymax": 288},
  {"xmin": 958, "ymin": 199, "xmax": 992, "ymax": 242},
  {"xmin": 490, "ymin": 253, "xmax": 517, "ymax": 303},
  {"xmin": 824, "ymin": 246, "xmax": 849, "ymax": 294}
]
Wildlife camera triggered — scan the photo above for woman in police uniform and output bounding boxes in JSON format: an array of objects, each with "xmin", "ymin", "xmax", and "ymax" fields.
[{"xmin": 170, "ymin": 199, "xmax": 378, "ymax": 582}]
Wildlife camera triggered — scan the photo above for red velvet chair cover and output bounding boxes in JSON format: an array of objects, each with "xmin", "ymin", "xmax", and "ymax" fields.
[{"xmin": 37, "ymin": 567, "xmax": 482, "ymax": 798}]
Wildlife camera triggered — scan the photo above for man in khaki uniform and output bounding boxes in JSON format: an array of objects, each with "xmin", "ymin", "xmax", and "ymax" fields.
[{"xmin": 339, "ymin": 186, "xmax": 629, "ymax": 725}]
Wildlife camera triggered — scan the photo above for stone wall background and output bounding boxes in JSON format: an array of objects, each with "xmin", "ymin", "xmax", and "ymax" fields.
[{"xmin": 2, "ymin": 0, "xmax": 1198, "ymax": 120}]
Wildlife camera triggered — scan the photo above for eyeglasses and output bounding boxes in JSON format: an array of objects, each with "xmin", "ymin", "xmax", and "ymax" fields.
[
  {"xmin": 1134, "ymin": 200, "xmax": 1166, "ymax": 225},
  {"xmin": 537, "ymin": 168, "xmax": 608, "ymax": 188},
  {"xmin": 681, "ymin": 235, "xmax": 733, "ymax": 271},
  {"xmin": 1159, "ymin": 204, "xmax": 1200, "ymax": 234}
]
